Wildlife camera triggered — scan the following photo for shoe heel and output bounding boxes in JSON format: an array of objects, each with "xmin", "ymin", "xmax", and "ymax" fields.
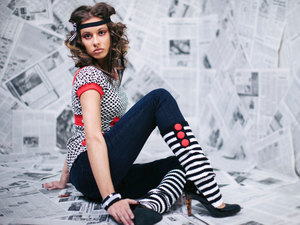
[{"xmin": 185, "ymin": 193, "xmax": 192, "ymax": 216}]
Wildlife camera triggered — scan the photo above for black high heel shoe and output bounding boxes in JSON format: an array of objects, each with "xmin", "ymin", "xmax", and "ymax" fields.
[
  {"xmin": 185, "ymin": 192, "xmax": 241, "ymax": 218},
  {"xmin": 184, "ymin": 181, "xmax": 241, "ymax": 218},
  {"xmin": 131, "ymin": 204, "xmax": 162, "ymax": 225}
]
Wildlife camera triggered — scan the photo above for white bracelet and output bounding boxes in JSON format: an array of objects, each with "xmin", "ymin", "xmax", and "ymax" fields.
[{"xmin": 101, "ymin": 192, "xmax": 122, "ymax": 210}]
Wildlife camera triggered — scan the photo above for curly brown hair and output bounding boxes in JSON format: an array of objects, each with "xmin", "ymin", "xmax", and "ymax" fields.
[{"xmin": 65, "ymin": 2, "xmax": 129, "ymax": 83}]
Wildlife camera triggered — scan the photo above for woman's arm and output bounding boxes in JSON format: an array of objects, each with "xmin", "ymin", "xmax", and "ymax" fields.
[
  {"xmin": 80, "ymin": 89, "xmax": 114, "ymax": 198},
  {"xmin": 43, "ymin": 158, "xmax": 69, "ymax": 190},
  {"xmin": 80, "ymin": 89, "xmax": 137, "ymax": 225}
]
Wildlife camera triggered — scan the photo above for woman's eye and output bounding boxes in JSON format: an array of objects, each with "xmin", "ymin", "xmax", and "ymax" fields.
[
  {"xmin": 83, "ymin": 34, "xmax": 91, "ymax": 39},
  {"xmin": 99, "ymin": 30, "xmax": 106, "ymax": 35}
]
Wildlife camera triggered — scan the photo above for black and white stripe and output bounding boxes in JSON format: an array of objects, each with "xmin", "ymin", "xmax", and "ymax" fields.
[
  {"xmin": 101, "ymin": 192, "xmax": 122, "ymax": 210},
  {"xmin": 139, "ymin": 169, "xmax": 186, "ymax": 214},
  {"xmin": 162, "ymin": 122, "xmax": 223, "ymax": 207}
]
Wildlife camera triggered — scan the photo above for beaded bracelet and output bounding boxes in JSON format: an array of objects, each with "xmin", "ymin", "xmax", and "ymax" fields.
[{"xmin": 102, "ymin": 192, "xmax": 122, "ymax": 210}]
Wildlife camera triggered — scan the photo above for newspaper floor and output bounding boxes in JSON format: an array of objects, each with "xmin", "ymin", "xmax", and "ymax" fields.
[{"xmin": 0, "ymin": 148, "xmax": 300, "ymax": 225}]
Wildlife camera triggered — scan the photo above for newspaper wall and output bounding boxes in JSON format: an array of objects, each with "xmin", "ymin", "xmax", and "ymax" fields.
[{"xmin": 0, "ymin": 0, "xmax": 300, "ymax": 224}]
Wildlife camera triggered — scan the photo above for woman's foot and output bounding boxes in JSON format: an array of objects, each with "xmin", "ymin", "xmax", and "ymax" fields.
[
  {"xmin": 185, "ymin": 181, "xmax": 241, "ymax": 218},
  {"xmin": 187, "ymin": 191, "xmax": 241, "ymax": 217},
  {"xmin": 211, "ymin": 202, "xmax": 241, "ymax": 217},
  {"xmin": 216, "ymin": 202, "xmax": 226, "ymax": 209}
]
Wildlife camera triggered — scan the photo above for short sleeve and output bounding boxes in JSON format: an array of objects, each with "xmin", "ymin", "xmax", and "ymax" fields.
[
  {"xmin": 73, "ymin": 66, "xmax": 107, "ymax": 99},
  {"xmin": 77, "ymin": 83, "xmax": 104, "ymax": 98}
]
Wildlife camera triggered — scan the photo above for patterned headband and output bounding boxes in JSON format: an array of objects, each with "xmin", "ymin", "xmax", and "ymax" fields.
[{"xmin": 68, "ymin": 18, "xmax": 111, "ymax": 42}]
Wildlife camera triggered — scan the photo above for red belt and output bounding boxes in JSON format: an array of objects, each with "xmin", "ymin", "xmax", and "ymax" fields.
[
  {"xmin": 74, "ymin": 115, "xmax": 120, "ymax": 146},
  {"xmin": 74, "ymin": 114, "xmax": 84, "ymax": 126},
  {"xmin": 74, "ymin": 115, "xmax": 120, "ymax": 127}
]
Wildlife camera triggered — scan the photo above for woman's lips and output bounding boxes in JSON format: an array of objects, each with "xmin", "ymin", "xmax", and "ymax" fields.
[{"xmin": 94, "ymin": 48, "xmax": 104, "ymax": 53}]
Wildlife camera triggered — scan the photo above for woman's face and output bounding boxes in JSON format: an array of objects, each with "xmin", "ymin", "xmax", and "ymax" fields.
[{"xmin": 80, "ymin": 17, "xmax": 111, "ymax": 66}]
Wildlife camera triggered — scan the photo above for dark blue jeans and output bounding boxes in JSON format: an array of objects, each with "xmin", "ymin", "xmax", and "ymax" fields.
[{"xmin": 70, "ymin": 89, "xmax": 185, "ymax": 201}]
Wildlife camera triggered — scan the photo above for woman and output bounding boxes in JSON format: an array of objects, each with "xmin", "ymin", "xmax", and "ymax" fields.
[{"xmin": 43, "ymin": 3, "xmax": 241, "ymax": 225}]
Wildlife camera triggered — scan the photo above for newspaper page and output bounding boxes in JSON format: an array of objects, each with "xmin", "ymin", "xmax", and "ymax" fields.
[
  {"xmin": 257, "ymin": 69, "xmax": 290, "ymax": 138},
  {"xmin": 40, "ymin": 10, "xmax": 69, "ymax": 36},
  {"xmin": 125, "ymin": 23, "xmax": 161, "ymax": 69},
  {"xmin": 162, "ymin": 68, "xmax": 198, "ymax": 118},
  {"xmin": 124, "ymin": 0, "xmax": 159, "ymax": 31},
  {"xmin": 0, "ymin": 88, "xmax": 25, "ymax": 152},
  {"xmin": 0, "ymin": 2, "xmax": 14, "ymax": 74},
  {"xmin": 2, "ymin": 20, "xmax": 63, "ymax": 82},
  {"xmin": 105, "ymin": 0, "xmax": 132, "ymax": 21},
  {"xmin": 280, "ymin": 6, "xmax": 300, "ymax": 82},
  {"xmin": 124, "ymin": 0, "xmax": 165, "ymax": 69},
  {"xmin": 121, "ymin": 63, "xmax": 179, "ymax": 107},
  {"xmin": 197, "ymin": 69, "xmax": 216, "ymax": 105},
  {"xmin": 52, "ymin": 0, "xmax": 95, "ymax": 32},
  {"xmin": 5, "ymin": 63, "xmax": 59, "ymax": 109},
  {"xmin": 162, "ymin": 0, "xmax": 195, "ymax": 18},
  {"xmin": 234, "ymin": 68, "xmax": 290, "ymax": 140},
  {"xmin": 5, "ymin": 46, "xmax": 74, "ymax": 109},
  {"xmin": 161, "ymin": 18, "xmax": 199, "ymax": 68},
  {"xmin": 160, "ymin": 16, "xmax": 219, "ymax": 119},
  {"xmin": 198, "ymin": 14, "xmax": 219, "ymax": 69},
  {"xmin": 3, "ymin": 23, "xmax": 63, "ymax": 80},
  {"xmin": 8, "ymin": 0, "xmax": 53, "ymax": 24},
  {"xmin": 197, "ymin": 96, "xmax": 228, "ymax": 152},
  {"xmin": 234, "ymin": 69, "xmax": 259, "ymax": 142},
  {"xmin": 0, "ymin": 218, "xmax": 83, "ymax": 225},
  {"xmin": 201, "ymin": 2, "xmax": 252, "ymax": 75},
  {"xmin": 197, "ymin": 0, "xmax": 233, "ymax": 17},
  {"xmin": 38, "ymin": 46, "xmax": 74, "ymax": 102},
  {"xmin": 163, "ymin": 68, "xmax": 217, "ymax": 119},
  {"xmin": 54, "ymin": 103, "xmax": 73, "ymax": 150},
  {"xmin": 194, "ymin": 184, "xmax": 300, "ymax": 225},
  {"xmin": 190, "ymin": 0, "xmax": 214, "ymax": 16},
  {"xmin": 0, "ymin": 13, "xmax": 23, "ymax": 78},
  {"xmin": 204, "ymin": 7, "xmax": 240, "ymax": 70},
  {"xmin": 251, "ymin": 127, "xmax": 297, "ymax": 180},
  {"xmin": 233, "ymin": 0, "xmax": 259, "ymax": 58},
  {"xmin": 12, "ymin": 110, "xmax": 56, "ymax": 153},
  {"xmin": 197, "ymin": 72, "xmax": 251, "ymax": 158},
  {"xmin": 160, "ymin": 15, "xmax": 218, "ymax": 70},
  {"xmin": 254, "ymin": 0, "xmax": 286, "ymax": 49},
  {"xmin": 158, "ymin": 213, "xmax": 201, "ymax": 225},
  {"xmin": 0, "ymin": 173, "xmax": 66, "ymax": 218},
  {"xmin": 250, "ymin": 0, "xmax": 287, "ymax": 68},
  {"xmin": 267, "ymin": 77, "xmax": 300, "ymax": 176}
]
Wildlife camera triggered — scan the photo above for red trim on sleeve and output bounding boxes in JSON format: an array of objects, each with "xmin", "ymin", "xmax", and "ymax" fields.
[
  {"xmin": 76, "ymin": 83, "xmax": 104, "ymax": 98},
  {"xmin": 72, "ymin": 67, "xmax": 86, "ymax": 85}
]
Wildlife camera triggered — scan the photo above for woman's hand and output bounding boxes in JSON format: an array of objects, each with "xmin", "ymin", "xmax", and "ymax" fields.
[
  {"xmin": 108, "ymin": 199, "xmax": 138, "ymax": 225},
  {"xmin": 43, "ymin": 179, "xmax": 67, "ymax": 190},
  {"xmin": 43, "ymin": 164, "xmax": 69, "ymax": 190}
]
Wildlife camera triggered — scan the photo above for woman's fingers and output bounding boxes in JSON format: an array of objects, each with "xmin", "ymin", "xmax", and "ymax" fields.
[
  {"xmin": 121, "ymin": 200, "xmax": 135, "ymax": 225},
  {"xmin": 42, "ymin": 182, "xmax": 52, "ymax": 188},
  {"xmin": 42, "ymin": 181, "xmax": 62, "ymax": 190},
  {"xmin": 127, "ymin": 199, "xmax": 139, "ymax": 205},
  {"xmin": 110, "ymin": 211, "xmax": 120, "ymax": 223},
  {"xmin": 125, "ymin": 199, "xmax": 137, "ymax": 219},
  {"xmin": 108, "ymin": 200, "xmax": 135, "ymax": 225},
  {"xmin": 119, "ymin": 212, "xmax": 133, "ymax": 225}
]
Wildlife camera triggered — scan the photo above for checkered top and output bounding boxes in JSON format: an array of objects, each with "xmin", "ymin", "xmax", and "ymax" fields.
[{"xmin": 66, "ymin": 66, "xmax": 128, "ymax": 171}]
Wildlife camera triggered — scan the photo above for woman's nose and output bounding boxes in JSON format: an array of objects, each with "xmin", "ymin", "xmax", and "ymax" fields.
[{"xmin": 92, "ymin": 35, "xmax": 100, "ymax": 46}]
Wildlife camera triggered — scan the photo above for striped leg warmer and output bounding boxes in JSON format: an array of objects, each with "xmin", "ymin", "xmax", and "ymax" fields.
[
  {"xmin": 161, "ymin": 121, "xmax": 223, "ymax": 208},
  {"xmin": 139, "ymin": 169, "xmax": 186, "ymax": 214}
]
